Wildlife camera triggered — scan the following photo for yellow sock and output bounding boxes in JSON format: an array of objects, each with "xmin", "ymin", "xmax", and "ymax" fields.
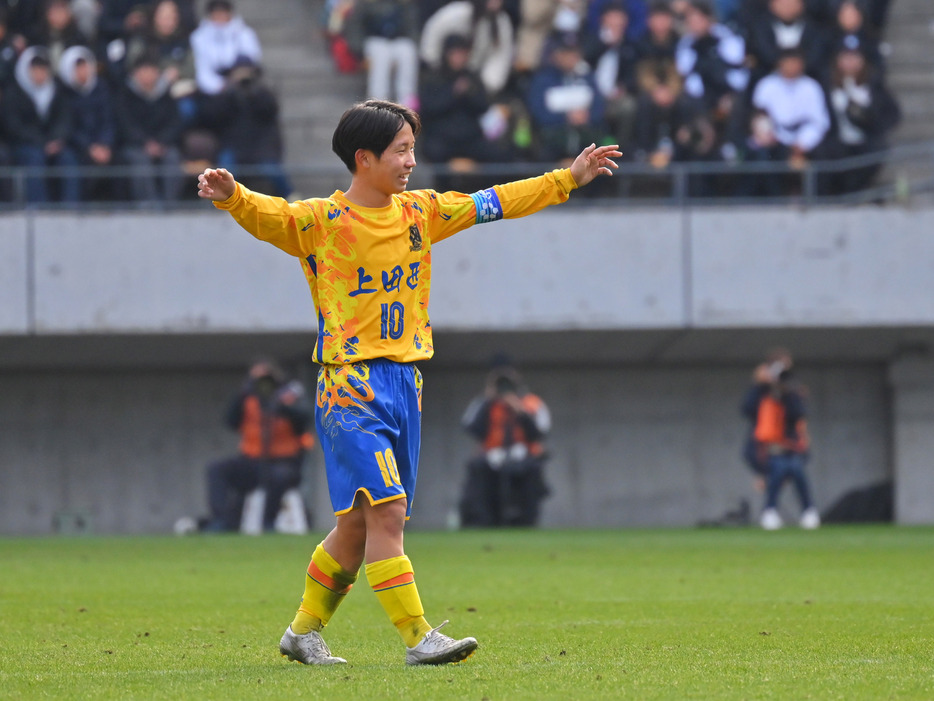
[
  {"xmin": 366, "ymin": 555, "xmax": 432, "ymax": 647},
  {"xmin": 290, "ymin": 543, "xmax": 357, "ymax": 635}
]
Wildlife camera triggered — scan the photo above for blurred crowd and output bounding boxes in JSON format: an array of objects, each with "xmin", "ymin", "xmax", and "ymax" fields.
[
  {"xmin": 0, "ymin": 0, "xmax": 903, "ymax": 205},
  {"xmin": 326, "ymin": 0, "xmax": 901, "ymax": 196},
  {"xmin": 0, "ymin": 0, "xmax": 289, "ymax": 204}
]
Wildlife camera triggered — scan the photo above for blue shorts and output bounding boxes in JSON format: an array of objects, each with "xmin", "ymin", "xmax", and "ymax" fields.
[{"xmin": 315, "ymin": 359, "xmax": 422, "ymax": 517}]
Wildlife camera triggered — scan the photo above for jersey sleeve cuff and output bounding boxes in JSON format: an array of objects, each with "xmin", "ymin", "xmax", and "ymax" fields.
[
  {"xmin": 556, "ymin": 168, "xmax": 578, "ymax": 193},
  {"xmin": 212, "ymin": 182, "xmax": 243, "ymax": 210}
]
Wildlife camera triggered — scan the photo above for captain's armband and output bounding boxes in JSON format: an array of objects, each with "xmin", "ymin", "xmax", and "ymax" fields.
[{"xmin": 470, "ymin": 188, "xmax": 503, "ymax": 225}]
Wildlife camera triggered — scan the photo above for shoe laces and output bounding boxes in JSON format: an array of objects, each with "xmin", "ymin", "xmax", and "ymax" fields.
[
  {"xmin": 300, "ymin": 630, "xmax": 332, "ymax": 657},
  {"xmin": 420, "ymin": 620, "xmax": 455, "ymax": 648}
]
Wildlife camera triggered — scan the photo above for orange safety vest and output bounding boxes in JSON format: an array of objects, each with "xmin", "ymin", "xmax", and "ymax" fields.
[
  {"xmin": 238, "ymin": 395, "xmax": 313, "ymax": 459},
  {"xmin": 754, "ymin": 395, "xmax": 809, "ymax": 453},
  {"xmin": 482, "ymin": 394, "xmax": 546, "ymax": 457}
]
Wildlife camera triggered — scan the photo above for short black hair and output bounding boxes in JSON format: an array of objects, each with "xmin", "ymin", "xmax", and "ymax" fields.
[
  {"xmin": 331, "ymin": 99, "xmax": 421, "ymax": 174},
  {"xmin": 206, "ymin": 0, "xmax": 232, "ymax": 13},
  {"xmin": 777, "ymin": 46, "xmax": 805, "ymax": 62},
  {"xmin": 687, "ymin": 0, "xmax": 714, "ymax": 17}
]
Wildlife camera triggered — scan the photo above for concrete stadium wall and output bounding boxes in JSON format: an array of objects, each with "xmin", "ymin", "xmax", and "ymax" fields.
[
  {"xmin": 2, "ymin": 204, "xmax": 933, "ymax": 533},
  {"xmin": 2, "ymin": 206, "xmax": 934, "ymax": 334},
  {"xmin": 0, "ymin": 361, "xmax": 889, "ymax": 535}
]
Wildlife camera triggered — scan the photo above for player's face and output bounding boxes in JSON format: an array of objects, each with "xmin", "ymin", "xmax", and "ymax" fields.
[{"xmin": 370, "ymin": 122, "xmax": 417, "ymax": 196}]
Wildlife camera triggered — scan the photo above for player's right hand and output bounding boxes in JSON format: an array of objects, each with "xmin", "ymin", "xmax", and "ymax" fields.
[{"xmin": 197, "ymin": 168, "xmax": 236, "ymax": 202}]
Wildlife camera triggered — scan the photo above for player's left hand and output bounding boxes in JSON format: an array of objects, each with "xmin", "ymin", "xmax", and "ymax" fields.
[{"xmin": 569, "ymin": 143, "xmax": 622, "ymax": 188}]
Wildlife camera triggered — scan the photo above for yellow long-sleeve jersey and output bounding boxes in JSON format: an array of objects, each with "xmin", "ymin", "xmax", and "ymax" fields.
[{"xmin": 215, "ymin": 169, "xmax": 578, "ymax": 365}]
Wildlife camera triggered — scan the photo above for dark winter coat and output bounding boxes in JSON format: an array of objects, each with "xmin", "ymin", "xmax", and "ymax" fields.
[{"xmin": 114, "ymin": 78, "xmax": 181, "ymax": 148}]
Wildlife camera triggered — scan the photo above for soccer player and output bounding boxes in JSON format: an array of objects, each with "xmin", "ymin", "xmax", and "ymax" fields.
[{"xmin": 197, "ymin": 99, "xmax": 620, "ymax": 666}]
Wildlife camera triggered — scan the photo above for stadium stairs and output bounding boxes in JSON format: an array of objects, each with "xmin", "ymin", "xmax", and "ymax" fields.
[{"xmin": 230, "ymin": 0, "xmax": 364, "ymax": 180}]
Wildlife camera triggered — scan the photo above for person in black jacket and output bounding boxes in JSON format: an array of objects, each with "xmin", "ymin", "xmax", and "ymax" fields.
[
  {"xmin": 418, "ymin": 33, "xmax": 507, "ymax": 166},
  {"xmin": 821, "ymin": 45, "xmax": 900, "ymax": 194},
  {"xmin": 744, "ymin": 0, "xmax": 826, "ymax": 84},
  {"xmin": 59, "ymin": 45, "xmax": 117, "ymax": 200},
  {"xmin": 4, "ymin": 46, "xmax": 80, "ymax": 203},
  {"xmin": 822, "ymin": 0, "xmax": 884, "ymax": 78},
  {"xmin": 27, "ymin": 0, "xmax": 89, "ymax": 69},
  {"xmin": 583, "ymin": 3, "xmax": 640, "ymax": 147},
  {"xmin": 199, "ymin": 55, "xmax": 291, "ymax": 198},
  {"xmin": 0, "ymin": 7, "xmax": 18, "ymax": 88},
  {"xmin": 115, "ymin": 54, "xmax": 183, "ymax": 202}
]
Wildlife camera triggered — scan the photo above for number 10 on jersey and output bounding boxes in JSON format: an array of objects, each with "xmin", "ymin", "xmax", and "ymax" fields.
[{"xmin": 380, "ymin": 302, "xmax": 404, "ymax": 340}]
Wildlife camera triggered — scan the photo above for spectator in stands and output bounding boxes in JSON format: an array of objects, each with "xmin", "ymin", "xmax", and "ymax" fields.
[
  {"xmin": 675, "ymin": 1, "xmax": 748, "ymax": 105},
  {"xmin": 584, "ymin": 0, "xmax": 648, "ymax": 42},
  {"xmin": 822, "ymin": 45, "xmax": 900, "ymax": 194},
  {"xmin": 126, "ymin": 0, "xmax": 197, "ymax": 123},
  {"xmin": 632, "ymin": 61, "xmax": 693, "ymax": 166},
  {"xmin": 745, "ymin": 0, "xmax": 826, "ymax": 83},
  {"xmin": 674, "ymin": 0, "xmax": 748, "ymax": 160},
  {"xmin": 526, "ymin": 31, "xmax": 607, "ymax": 162},
  {"xmin": 200, "ymin": 56, "xmax": 291, "ymax": 198},
  {"xmin": 582, "ymin": 2, "xmax": 639, "ymax": 154},
  {"xmin": 69, "ymin": 0, "xmax": 100, "ymax": 43},
  {"xmin": 0, "ymin": 72, "xmax": 12, "ymax": 201},
  {"xmin": 322, "ymin": 0, "xmax": 360, "ymax": 73},
  {"xmin": 28, "ymin": 0, "xmax": 89, "ymax": 70},
  {"xmin": 4, "ymin": 46, "xmax": 80, "ymax": 203},
  {"xmin": 0, "ymin": 7, "xmax": 18, "ymax": 87},
  {"xmin": 420, "ymin": 0, "xmax": 515, "ymax": 98},
  {"xmin": 344, "ymin": 0, "xmax": 420, "ymax": 108},
  {"xmin": 823, "ymin": 0, "xmax": 883, "ymax": 76},
  {"xmin": 635, "ymin": 0, "xmax": 680, "ymax": 66},
  {"xmin": 514, "ymin": 0, "xmax": 585, "ymax": 75},
  {"xmin": 743, "ymin": 48, "xmax": 830, "ymax": 195},
  {"xmin": 418, "ymin": 33, "xmax": 510, "ymax": 167},
  {"xmin": 189, "ymin": 0, "xmax": 261, "ymax": 97},
  {"xmin": 115, "ymin": 54, "xmax": 183, "ymax": 202},
  {"xmin": 98, "ymin": 0, "xmax": 195, "ymax": 79},
  {"xmin": 202, "ymin": 359, "xmax": 313, "ymax": 533},
  {"xmin": 59, "ymin": 45, "xmax": 116, "ymax": 200},
  {"xmin": 3, "ymin": 0, "xmax": 40, "ymax": 46},
  {"xmin": 97, "ymin": 0, "xmax": 148, "ymax": 50}
]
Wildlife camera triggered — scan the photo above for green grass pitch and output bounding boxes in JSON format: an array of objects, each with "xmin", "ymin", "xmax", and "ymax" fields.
[{"xmin": 1, "ymin": 526, "xmax": 932, "ymax": 700}]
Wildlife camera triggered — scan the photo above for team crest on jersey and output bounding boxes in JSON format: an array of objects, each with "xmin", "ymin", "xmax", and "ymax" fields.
[{"xmin": 409, "ymin": 224, "xmax": 422, "ymax": 251}]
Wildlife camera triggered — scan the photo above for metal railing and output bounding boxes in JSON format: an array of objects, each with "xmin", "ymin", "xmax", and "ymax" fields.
[{"xmin": 0, "ymin": 141, "xmax": 931, "ymax": 212}]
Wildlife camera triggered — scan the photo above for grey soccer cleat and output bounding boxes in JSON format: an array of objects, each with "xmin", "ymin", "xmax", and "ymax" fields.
[
  {"xmin": 279, "ymin": 626, "xmax": 346, "ymax": 665},
  {"xmin": 405, "ymin": 620, "xmax": 478, "ymax": 666}
]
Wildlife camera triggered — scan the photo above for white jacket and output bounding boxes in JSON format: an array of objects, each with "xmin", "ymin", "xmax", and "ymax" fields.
[
  {"xmin": 753, "ymin": 72, "xmax": 830, "ymax": 152},
  {"xmin": 190, "ymin": 15, "xmax": 262, "ymax": 95},
  {"xmin": 419, "ymin": 1, "xmax": 514, "ymax": 95}
]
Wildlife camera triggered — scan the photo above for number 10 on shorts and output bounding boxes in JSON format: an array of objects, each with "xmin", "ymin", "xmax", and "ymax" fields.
[{"xmin": 374, "ymin": 448, "xmax": 402, "ymax": 487}]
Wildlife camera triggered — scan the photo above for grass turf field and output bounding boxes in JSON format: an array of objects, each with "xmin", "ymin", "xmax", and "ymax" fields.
[{"xmin": 1, "ymin": 526, "xmax": 932, "ymax": 700}]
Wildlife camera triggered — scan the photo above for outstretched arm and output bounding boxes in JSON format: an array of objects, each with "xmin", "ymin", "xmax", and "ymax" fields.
[
  {"xmin": 569, "ymin": 144, "xmax": 622, "ymax": 188},
  {"xmin": 197, "ymin": 167, "xmax": 236, "ymax": 202}
]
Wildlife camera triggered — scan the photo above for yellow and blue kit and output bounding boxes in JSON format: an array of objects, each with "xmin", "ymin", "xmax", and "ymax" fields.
[{"xmin": 215, "ymin": 169, "xmax": 578, "ymax": 516}]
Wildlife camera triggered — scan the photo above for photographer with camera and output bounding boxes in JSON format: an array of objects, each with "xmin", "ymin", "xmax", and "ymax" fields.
[
  {"xmin": 201, "ymin": 359, "xmax": 313, "ymax": 533},
  {"xmin": 741, "ymin": 349, "xmax": 820, "ymax": 530},
  {"xmin": 459, "ymin": 359, "xmax": 551, "ymax": 527}
]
